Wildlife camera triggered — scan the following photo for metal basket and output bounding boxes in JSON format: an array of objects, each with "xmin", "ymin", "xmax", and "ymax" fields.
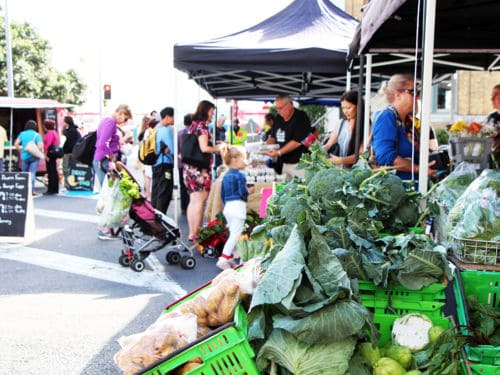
[{"xmin": 452, "ymin": 236, "xmax": 500, "ymax": 266}]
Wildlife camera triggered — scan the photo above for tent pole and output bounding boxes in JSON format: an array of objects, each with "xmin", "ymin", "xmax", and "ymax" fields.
[
  {"xmin": 364, "ymin": 54, "xmax": 372, "ymax": 150},
  {"xmin": 355, "ymin": 54, "xmax": 365, "ymax": 163},
  {"xmin": 346, "ymin": 71, "xmax": 351, "ymax": 91},
  {"xmin": 418, "ymin": 0, "xmax": 437, "ymax": 194}
]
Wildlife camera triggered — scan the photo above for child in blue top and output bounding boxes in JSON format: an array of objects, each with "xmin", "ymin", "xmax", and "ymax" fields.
[{"xmin": 217, "ymin": 146, "xmax": 251, "ymax": 270}]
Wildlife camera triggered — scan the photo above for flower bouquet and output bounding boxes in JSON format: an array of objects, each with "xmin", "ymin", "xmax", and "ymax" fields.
[{"xmin": 448, "ymin": 120, "xmax": 495, "ymax": 159}]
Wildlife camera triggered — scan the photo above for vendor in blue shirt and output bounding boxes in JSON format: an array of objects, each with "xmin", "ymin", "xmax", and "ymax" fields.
[
  {"xmin": 371, "ymin": 74, "xmax": 437, "ymax": 181},
  {"xmin": 152, "ymin": 106, "xmax": 175, "ymax": 214}
]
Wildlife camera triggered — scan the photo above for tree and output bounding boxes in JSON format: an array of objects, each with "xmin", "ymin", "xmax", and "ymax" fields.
[{"xmin": 0, "ymin": 18, "xmax": 86, "ymax": 105}]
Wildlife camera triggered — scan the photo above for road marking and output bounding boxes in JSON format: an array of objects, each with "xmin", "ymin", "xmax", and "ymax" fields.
[
  {"xmin": 0, "ymin": 245, "xmax": 187, "ymax": 298},
  {"xmin": 36, "ymin": 208, "xmax": 99, "ymax": 223},
  {"xmin": 34, "ymin": 208, "xmax": 164, "ymax": 272}
]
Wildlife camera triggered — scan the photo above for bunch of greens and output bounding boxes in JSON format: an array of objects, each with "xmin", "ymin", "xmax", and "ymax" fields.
[
  {"xmin": 467, "ymin": 295, "xmax": 500, "ymax": 346},
  {"xmin": 118, "ymin": 170, "xmax": 140, "ymax": 205}
]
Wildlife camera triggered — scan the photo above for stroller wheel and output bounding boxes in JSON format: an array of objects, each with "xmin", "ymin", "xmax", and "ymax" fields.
[
  {"xmin": 118, "ymin": 254, "xmax": 132, "ymax": 267},
  {"xmin": 130, "ymin": 259, "xmax": 145, "ymax": 272},
  {"xmin": 166, "ymin": 251, "xmax": 181, "ymax": 265},
  {"xmin": 180, "ymin": 256, "xmax": 196, "ymax": 270}
]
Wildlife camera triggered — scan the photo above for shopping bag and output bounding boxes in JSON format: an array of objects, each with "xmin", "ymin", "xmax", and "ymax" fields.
[
  {"xmin": 25, "ymin": 137, "xmax": 44, "ymax": 159},
  {"xmin": 96, "ymin": 175, "xmax": 131, "ymax": 228},
  {"xmin": 181, "ymin": 132, "xmax": 210, "ymax": 169}
]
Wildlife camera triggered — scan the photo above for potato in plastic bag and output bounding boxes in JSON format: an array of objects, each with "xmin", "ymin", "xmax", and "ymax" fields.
[{"xmin": 114, "ymin": 313, "xmax": 198, "ymax": 374}]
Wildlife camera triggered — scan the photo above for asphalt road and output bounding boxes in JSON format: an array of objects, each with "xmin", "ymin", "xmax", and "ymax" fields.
[{"xmin": 0, "ymin": 172, "xmax": 220, "ymax": 374}]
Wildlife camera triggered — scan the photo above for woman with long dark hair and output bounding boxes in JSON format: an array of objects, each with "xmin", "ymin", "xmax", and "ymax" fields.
[
  {"xmin": 323, "ymin": 90, "xmax": 365, "ymax": 167},
  {"xmin": 182, "ymin": 100, "xmax": 224, "ymax": 241}
]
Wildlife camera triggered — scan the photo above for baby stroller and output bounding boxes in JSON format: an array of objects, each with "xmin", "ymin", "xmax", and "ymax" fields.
[{"xmin": 113, "ymin": 164, "xmax": 196, "ymax": 272}]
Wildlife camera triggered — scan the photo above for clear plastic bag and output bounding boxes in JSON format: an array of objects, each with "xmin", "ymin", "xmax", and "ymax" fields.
[
  {"xmin": 114, "ymin": 313, "xmax": 198, "ymax": 375},
  {"xmin": 448, "ymin": 169, "xmax": 500, "ymax": 241},
  {"xmin": 96, "ymin": 175, "xmax": 131, "ymax": 228}
]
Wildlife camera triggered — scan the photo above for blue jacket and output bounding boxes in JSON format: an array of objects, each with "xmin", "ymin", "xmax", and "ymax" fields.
[
  {"xmin": 221, "ymin": 169, "xmax": 248, "ymax": 205},
  {"xmin": 372, "ymin": 106, "xmax": 416, "ymax": 180}
]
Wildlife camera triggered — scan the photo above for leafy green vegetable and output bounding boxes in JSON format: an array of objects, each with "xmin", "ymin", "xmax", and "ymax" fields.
[
  {"xmin": 273, "ymin": 300, "xmax": 376, "ymax": 345},
  {"xmin": 256, "ymin": 329, "xmax": 356, "ymax": 375},
  {"xmin": 467, "ymin": 295, "xmax": 500, "ymax": 345},
  {"xmin": 250, "ymin": 226, "xmax": 306, "ymax": 310}
]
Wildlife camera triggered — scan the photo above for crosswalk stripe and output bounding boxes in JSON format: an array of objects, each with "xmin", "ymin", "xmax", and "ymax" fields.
[
  {"xmin": 0, "ymin": 245, "xmax": 187, "ymax": 298},
  {"xmin": 35, "ymin": 208, "xmax": 99, "ymax": 223}
]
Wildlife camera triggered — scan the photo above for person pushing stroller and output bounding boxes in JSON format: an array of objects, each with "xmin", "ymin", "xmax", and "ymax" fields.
[{"xmin": 217, "ymin": 146, "xmax": 253, "ymax": 270}]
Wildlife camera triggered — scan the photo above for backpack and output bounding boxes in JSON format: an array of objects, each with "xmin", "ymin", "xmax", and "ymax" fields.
[
  {"xmin": 72, "ymin": 131, "xmax": 97, "ymax": 165},
  {"xmin": 138, "ymin": 128, "xmax": 158, "ymax": 165}
]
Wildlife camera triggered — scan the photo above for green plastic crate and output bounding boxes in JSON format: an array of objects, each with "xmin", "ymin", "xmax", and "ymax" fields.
[
  {"xmin": 457, "ymin": 270, "xmax": 500, "ymax": 367},
  {"xmin": 467, "ymin": 363, "xmax": 500, "ymax": 375},
  {"xmin": 140, "ymin": 304, "xmax": 259, "ymax": 375},
  {"xmin": 357, "ymin": 278, "xmax": 447, "ymax": 302},
  {"xmin": 357, "ymin": 278, "xmax": 452, "ymax": 347}
]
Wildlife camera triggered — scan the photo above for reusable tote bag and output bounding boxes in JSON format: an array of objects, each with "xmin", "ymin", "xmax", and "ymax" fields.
[{"xmin": 25, "ymin": 134, "xmax": 44, "ymax": 159}]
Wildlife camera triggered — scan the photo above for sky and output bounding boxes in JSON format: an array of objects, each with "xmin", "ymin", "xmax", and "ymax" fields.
[{"xmin": 7, "ymin": 0, "xmax": 344, "ymax": 124}]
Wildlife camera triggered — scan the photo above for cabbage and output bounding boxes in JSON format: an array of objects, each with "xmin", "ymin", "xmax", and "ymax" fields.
[
  {"xmin": 256, "ymin": 329, "xmax": 355, "ymax": 375},
  {"xmin": 384, "ymin": 344, "xmax": 413, "ymax": 369},
  {"xmin": 373, "ymin": 357, "xmax": 406, "ymax": 375},
  {"xmin": 406, "ymin": 370, "xmax": 423, "ymax": 375},
  {"xmin": 392, "ymin": 314, "xmax": 433, "ymax": 352}
]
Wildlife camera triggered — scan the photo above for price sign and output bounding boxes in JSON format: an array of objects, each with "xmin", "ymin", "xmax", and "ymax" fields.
[{"xmin": 0, "ymin": 172, "xmax": 29, "ymax": 237}]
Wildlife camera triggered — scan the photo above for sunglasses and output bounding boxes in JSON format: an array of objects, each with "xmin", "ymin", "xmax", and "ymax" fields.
[{"xmin": 399, "ymin": 88, "xmax": 420, "ymax": 97}]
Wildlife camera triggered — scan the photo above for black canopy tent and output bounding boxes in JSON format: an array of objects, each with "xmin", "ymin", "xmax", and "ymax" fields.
[
  {"xmin": 348, "ymin": 0, "xmax": 500, "ymax": 76},
  {"xmin": 173, "ymin": 0, "xmax": 358, "ymax": 100},
  {"xmin": 348, "ymin": 0, "xmax": 500, "ymax": 192}
]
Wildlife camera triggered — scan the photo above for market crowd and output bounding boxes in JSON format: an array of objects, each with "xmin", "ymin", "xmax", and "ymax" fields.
[{"xmin": 10, "ymin": 78, "xmax": 500, "ymax": 269}]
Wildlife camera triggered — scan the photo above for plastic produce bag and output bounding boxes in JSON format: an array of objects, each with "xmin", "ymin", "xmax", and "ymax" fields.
[
  {"xmin": 96, "ymin": 175, "xmax": 131, "ymax": 228},
  {"xmin": 448, "ymin": 169, "xmax": 500, "ymax": 241},
  {"xmin": 114, "ymin": 313, "xmax": 198, "ymax": 375}
]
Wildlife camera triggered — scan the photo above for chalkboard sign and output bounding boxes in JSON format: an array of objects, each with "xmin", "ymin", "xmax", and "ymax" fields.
[
  {"xmin": 65, "ymin": 159, "xmax": 95, "ymax": 191},
  {"xmin": 0, "ymin": 172, "xmax": 29, "ymax": 237}
]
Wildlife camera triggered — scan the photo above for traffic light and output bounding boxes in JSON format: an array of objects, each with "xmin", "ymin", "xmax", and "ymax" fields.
[{"xmin": 103, "ymin": 84, "xmax": 111, "ymax": 100}]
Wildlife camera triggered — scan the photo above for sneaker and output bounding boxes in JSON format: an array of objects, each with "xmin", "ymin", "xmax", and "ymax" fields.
[
  {"xmin": 216, "ymin": 257, "xmax": 236, "ymax": 270},
  {"xmin": 97, "ymin": 230, "xmax": 120, "ymax": 241}
]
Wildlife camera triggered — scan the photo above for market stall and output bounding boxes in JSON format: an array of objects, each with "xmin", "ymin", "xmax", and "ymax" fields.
[{"xmin": 173, "ymin": 0, "xmax": 358, "ymax": 100}]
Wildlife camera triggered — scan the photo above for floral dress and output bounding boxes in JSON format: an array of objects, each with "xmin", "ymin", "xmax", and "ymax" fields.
[{"xmin": 183, "ymin": 121, "xmax": 212, "ymax": 193}]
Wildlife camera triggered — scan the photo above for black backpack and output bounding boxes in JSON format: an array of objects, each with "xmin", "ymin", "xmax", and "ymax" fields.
[{"xmin": 72, "ymin": 131, "xmax": 97, "ymax": 165}]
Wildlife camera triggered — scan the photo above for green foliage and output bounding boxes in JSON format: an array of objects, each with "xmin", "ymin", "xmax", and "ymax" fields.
[
  {"xmin": 0, "ymin": 18, "xmax": 86, "ymax": 105},
  {"xmin": 299, "ymin": 104, "xmax": 327, "ymax": 134},
  {"xmin": 435, "ymin": 128, "xmax": 449, "ymax": 146}
]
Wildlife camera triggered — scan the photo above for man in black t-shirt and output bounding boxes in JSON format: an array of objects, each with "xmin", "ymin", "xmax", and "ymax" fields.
[{"xmin": 266, "ymin": 95, "xmax": 311, "ymax": 178}]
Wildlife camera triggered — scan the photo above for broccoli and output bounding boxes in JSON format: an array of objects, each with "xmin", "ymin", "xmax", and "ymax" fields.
[
  {"xmin": 280, "ymin": 196, "xmax": 308, "ymax": 225},
  {"xmin": 307, "ymin": 168, "xmax": 347, "ymax": 203},
  {"xmin": 359, "ymin": 169, "xmax": 406, "ymax": 207}
]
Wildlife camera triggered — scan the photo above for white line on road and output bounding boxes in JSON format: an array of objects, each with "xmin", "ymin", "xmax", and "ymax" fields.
[
  {"xmin": 0, "ymin": 245, "xmax": 187, "ymax": 298},
  {"xmin": 36, "ymin": 208, "xmax": 99, "ymax": 223},
  {"xmin": 34, "ymin": 208, "xmax": 164, "ymax": 273}
]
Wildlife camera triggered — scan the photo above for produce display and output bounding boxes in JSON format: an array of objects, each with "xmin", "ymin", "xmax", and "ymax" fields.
[
  {"xmin": 234, "ymin": 143, "xmax": 458, "ymax": 374},
  {"xmin": 112, "ymin": 141, "xmax": 498, "ymax": 375}
]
